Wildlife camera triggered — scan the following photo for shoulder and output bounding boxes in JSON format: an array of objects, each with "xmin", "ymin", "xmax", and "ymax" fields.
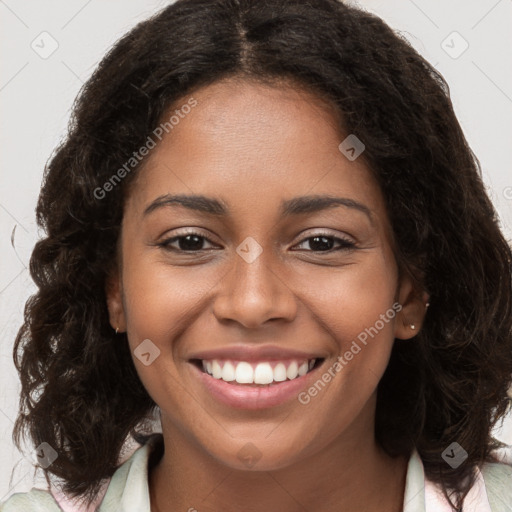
[
  {"xmin": 1, "ymin": 435, "xmax": 163, "ymax": 512},
  {"xmin": 0, "ymin": 488, "xmax": 63, "ymax": 511},
  {"xmin": 98, "ymin": 433, "xmax": 163, "ymax": 510},
  {"xmin": 481, "ymin": 460, "xmax": 512, "ymax": 511}
]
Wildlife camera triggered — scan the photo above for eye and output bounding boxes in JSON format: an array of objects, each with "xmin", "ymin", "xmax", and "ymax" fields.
[
  {"xmin": 157, "ymin": 231, "xmax": 356, "ymax": 254},
  {"xmin": 158, "ymin": 232, "xmax": 218, "ymax": 252},
  {"xmin": 292, "ymin": 233, "xmax": 356, "ymax": 252}
]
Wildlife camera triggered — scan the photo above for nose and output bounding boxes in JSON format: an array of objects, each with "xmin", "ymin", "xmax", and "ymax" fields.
[{"xmin": 212, "ymin": 246, "xmax": 298, "ymax": 329}]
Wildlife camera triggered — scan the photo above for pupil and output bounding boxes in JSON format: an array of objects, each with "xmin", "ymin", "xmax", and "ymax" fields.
[
  {"xmin": 180, "ymin": 235, "xmax": 203, "ymax": 250},
  {"xmin": 310, "ymin": 236, "xmax": 333, "ymax": 251}
]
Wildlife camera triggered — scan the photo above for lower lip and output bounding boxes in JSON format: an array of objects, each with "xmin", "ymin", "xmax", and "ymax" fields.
[{"xmin": 190, "ymin": 362, "xmax": 322, "ymax": 410}]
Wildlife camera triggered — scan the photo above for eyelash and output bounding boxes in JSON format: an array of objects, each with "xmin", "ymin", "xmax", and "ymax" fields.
[{"xmin": 157, "ymin": 231, "xmax": 356, "ymax": 254}]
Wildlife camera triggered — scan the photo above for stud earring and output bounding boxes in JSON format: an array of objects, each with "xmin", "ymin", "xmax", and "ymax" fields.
[
  {"xmin": 425, "ymin": 302, "xmax": 430, "ymax": 308},
  {"xmin": 410, "ymin": 324, "xmax": 416, "ymax": 330},
  {"xmin": 115, "ymin": 327, "xmax": 119, "ymax": 334}
]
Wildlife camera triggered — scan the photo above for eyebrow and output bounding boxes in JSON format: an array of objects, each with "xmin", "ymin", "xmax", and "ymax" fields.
[{"xmin": 143, "ymin": 193, "xmax": 374, "ymax": 224}]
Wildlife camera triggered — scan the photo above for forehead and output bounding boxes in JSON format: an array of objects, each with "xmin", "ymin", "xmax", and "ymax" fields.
[{"xmin": 127, "ymin": 78, "xmax": 388, "ymax": 228}]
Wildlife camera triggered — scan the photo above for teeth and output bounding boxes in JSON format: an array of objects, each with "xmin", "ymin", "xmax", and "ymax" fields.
[
  {"xmin": 201, "ymin": 358, "xmax": 318, "ymax": 385},
  {"xmin": 235, "ymin": 362, "xmax": 253, "ymax": 383},
  {"xmin": 254, "ymin": 363, "xmax": 273, "ymax": 384},
  {"xmin": 286, "ymin": 361, "xmax": 298, "ymax": 380},
  {"xmin": 221, "ymin": 361, "xmax": 236, "ymax": 382},
  {"xmin": 212, "ymin": 360, "xmax": 223, "ymax": 379},
  {"xmin": 273, "ymin": 363, "xmax": 287, "ymax": 382},
  {"xmin": 298, "ymin": 362, "xmax": 309, "ymax": 376}
]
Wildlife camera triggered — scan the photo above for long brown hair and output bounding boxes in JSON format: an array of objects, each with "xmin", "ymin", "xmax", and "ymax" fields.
[{"xmin": 13, "ymin": 1, "xmax": 512, "ymax": 510}]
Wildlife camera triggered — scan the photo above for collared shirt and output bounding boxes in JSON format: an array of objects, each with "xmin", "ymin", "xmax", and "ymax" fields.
[{"xmin": 2, "ymin": 434, "xmax": 511, "ymax": 511}]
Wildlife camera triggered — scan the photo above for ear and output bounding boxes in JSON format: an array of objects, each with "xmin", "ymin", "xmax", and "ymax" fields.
[
  {"xmin": 394, "ymin": 272, "xmax": 430, "ymax": 340},
  {"xmin": 105, "ymin": 266, "xmax": 127, "ymax": 334}
]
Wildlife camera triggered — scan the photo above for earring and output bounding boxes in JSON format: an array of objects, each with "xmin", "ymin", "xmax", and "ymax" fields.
[
  {"xmin": 410, "ymin": 324, "xmax": 416, "ymax": 330},
  {"xmin": 115, "ymin": 327, "xmax": 119, "ymax": 334},
  {"xmin": 425, "ymin": 302, "xmax": 430, "ymax": 308}
]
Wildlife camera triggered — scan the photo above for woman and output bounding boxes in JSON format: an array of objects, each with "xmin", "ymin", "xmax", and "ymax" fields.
[{"xmin": 3, "ymin": 0, "xmax": 512, "ymax": 511}]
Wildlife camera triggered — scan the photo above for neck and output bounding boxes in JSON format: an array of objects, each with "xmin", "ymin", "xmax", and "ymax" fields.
[{"xmin": 149, "ymin": 415, "xmax": 408, "ymax": 512}]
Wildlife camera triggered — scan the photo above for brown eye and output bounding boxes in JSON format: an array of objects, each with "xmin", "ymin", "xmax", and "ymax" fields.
[
  {"xmin": 293, "ymin": 234, "xmax": 356, "ymax": 252},
  {"xmin": 159, "ymin": 233, "xmax": 217, "ymax": 252}
]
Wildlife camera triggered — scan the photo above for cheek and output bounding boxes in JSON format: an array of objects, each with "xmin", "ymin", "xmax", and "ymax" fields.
[
  {"xmin": 119, "ymin": 252, "xmax": 217, "ymax": 409},
  {"xmin": 292, "ymin": 252, "xmax": 399, "ymax": 407},
  {"xmin": 292, "ymin": 251, "xmax": 398, "ymax": 347},
  {"xmin": 121, "ymin": 252, "xmax": 221, "ymax": 345}
]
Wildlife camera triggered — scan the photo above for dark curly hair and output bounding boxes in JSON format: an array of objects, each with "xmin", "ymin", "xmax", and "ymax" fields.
[{"xmin": 13, "ymin": 0, "xmax": 512, "ymax": 510}]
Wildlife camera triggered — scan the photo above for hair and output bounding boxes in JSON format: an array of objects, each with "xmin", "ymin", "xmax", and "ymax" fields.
[{"xmin": 12, "ymin": 0, "xmax": 512, "ymax": 510}]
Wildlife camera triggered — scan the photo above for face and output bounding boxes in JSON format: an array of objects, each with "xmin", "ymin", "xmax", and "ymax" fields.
[{"xmin": 107, "ymin": 78, "xmax": 426, "ymax": 471}]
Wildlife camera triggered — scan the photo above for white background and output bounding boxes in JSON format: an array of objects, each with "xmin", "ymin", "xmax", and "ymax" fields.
[{"xmin": 1, "ymin": 0, "xmax": 511, "ymax": 502}]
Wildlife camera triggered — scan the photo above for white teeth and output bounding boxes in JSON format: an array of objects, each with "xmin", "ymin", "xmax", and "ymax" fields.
[
  {"xmin": 201, "ymin": 358, "xmax": 318, "ymax": 384},
  {"xmin": 298, "ymin": 362, "xmax": 309, "ymax": 376},
  {"xmin": 254, "ymin": 363, "xmax": 274, "ymax": 384},
  {"xmin": 235, "ymin": 362, "xmax": 254, "ymax": 383},
  {"xmin": 273, "ymin": 363, "xmax": 287, "ymax": 382},
  {"xmin": 212, "ymin": 360, "xmax": 222, "ymax": 379},
  {"xmin": 221, "ymin": 361, "xmax": 236, "ymax": 382},
  {"xmin": 286, "ymin": 361, "xmax": 298, "ymax": 380}
]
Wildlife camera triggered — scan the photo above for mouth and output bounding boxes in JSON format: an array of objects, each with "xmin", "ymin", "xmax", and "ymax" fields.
[
  {"xmin": 191, "ymin": 358, "xmax": 324, "ymax": 386},
  {"xmin": 189, "ymin": 356, "xmax": 326, "ymax": 409}
]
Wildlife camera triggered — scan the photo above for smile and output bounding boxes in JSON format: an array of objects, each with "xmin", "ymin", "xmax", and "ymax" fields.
[
  {"xmin": 189, "ymin": 356, "xmax": 326, "ymax": 409},
  {"xmin": 200, "ymin": 358, "xmax": 320, "ymax": 385}
]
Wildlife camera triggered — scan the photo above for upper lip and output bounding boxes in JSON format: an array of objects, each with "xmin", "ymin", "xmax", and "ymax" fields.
[{"xmin": 188, "ymin": 345, "xmax": 326, "ymax": 362}]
